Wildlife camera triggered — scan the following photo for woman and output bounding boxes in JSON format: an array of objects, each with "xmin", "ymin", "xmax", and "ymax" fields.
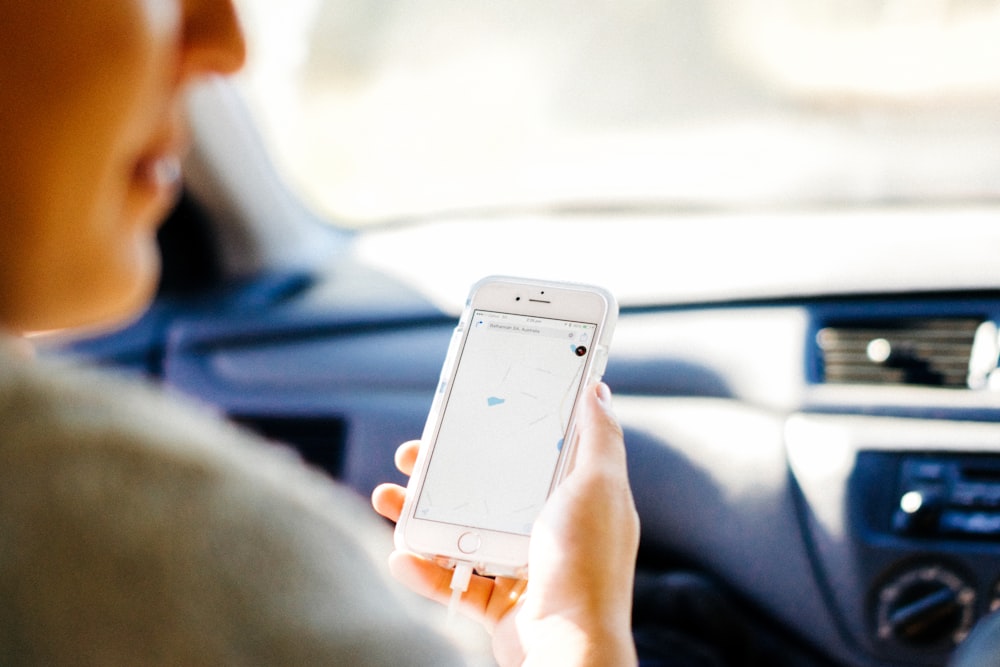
[{"xmin": 0, "ymin": 1, "xmax": 639, "ymax": 664}]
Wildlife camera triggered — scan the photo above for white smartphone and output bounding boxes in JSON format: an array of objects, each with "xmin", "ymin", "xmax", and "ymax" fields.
[{"xmin": 394, "ymin": 276, "xmax": 618, "ymax": 577}]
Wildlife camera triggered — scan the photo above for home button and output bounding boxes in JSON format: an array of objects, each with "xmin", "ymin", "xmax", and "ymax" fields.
[{"xmin": 458, "ymin": 531, "xmax": 481, "ymax": 554}]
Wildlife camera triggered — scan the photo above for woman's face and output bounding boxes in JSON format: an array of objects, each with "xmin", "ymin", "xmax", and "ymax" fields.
[{"xmin": 0, "ymin": 0, "xmax": 245, "ymax": 334}]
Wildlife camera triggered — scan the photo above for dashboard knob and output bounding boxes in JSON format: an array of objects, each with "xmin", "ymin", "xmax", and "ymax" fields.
[
  {"xmin": 876, "ymin": 566, "xmax": 976, "ymax": 648},
  {"xmin": 892, "ymin": 489, "xmax": 943, "ymax": 536}
]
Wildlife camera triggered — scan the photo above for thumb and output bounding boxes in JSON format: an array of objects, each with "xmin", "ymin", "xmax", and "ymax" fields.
[{"xmin": 569, "ymin": 382, "xmax": 627, "ymax": 476}]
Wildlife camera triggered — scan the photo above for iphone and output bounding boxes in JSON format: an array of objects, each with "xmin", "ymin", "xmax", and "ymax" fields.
[{"xmin": 394, "ymin": 276, "xmax": 618, "ymax": 577}]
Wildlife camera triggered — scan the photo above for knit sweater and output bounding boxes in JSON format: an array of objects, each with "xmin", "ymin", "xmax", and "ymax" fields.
[{"xmin": 0, "ymin": 338, "xmax": 465, "ymax": 665}]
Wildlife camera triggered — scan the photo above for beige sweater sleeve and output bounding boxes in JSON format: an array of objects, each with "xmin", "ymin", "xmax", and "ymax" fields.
[{"xmin": 0, "ymin": 345, "xmax": 468, "ymax": 666}]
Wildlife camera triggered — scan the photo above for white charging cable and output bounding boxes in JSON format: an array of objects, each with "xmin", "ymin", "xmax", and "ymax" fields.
[{"xmin": 447, "ymin": 562, "xmax": 474, "ymax": 624}]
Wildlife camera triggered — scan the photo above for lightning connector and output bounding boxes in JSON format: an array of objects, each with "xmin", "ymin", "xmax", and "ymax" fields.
[{"xmin": 447, "ymin": 562, "xmax": 474, "ymax": 624}]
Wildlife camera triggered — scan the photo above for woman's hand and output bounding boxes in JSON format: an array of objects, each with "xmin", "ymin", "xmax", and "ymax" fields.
[{"xmin": 371, "ymin": 382, "xmax": 640, "ymax": 666}]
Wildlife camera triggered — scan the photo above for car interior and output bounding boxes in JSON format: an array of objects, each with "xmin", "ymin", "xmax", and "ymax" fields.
[{"xmin": 48, "ymin": 2, "xmax": 1000, "ymax": 665}]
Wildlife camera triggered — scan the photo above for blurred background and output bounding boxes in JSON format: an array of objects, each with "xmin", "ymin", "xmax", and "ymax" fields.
[{"xmin": 231, "ymin": 0, "xmax": 1000, "ymax": 225}]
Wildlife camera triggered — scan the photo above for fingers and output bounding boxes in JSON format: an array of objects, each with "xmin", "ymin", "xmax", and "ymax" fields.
[
  {"xmin": 371, "ymin": 440, "xmax": 420, "ymax": 521},
  {"xmin": 387, "ymin": 551, "xmax": 454, "ymax": 606},
  {"xmin": 570, "ymin": 382, "xmax": 627, "ymax": 475},
  {"xmin": 371, "ymin": 482, "xmax": 406, "ymax": 522},
  {"xmin": 576, "ymin": 383, "xmax": 637, "ymax": 530},
  {"xmin": 394, "ymin": 439, "xmax": 420, "ymax": 475},
  {"xmin": 387, "ymin": 551, "xmax": 524, "ymax": 631}
]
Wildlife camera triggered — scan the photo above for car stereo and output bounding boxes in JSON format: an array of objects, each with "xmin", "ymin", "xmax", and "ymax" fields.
[{"xmin": 893, "ymin": 456, "xmax": 1000, "ymax": 539}]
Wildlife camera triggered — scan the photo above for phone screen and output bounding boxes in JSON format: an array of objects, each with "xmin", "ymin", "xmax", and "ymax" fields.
[{"xmin": 414, "ymin": 309, "xmax": 597, "ymax": 535}]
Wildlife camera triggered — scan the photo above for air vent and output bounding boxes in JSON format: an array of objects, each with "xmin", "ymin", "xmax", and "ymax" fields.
[{"xmin": 816, "ymin": 318, "xmax": 983, "ymax": 388}]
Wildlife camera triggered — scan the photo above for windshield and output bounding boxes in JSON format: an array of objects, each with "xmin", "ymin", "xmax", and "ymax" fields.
[{"xmin": 232, "ymin": 0, "xmax": 1000, "ymax": 226}]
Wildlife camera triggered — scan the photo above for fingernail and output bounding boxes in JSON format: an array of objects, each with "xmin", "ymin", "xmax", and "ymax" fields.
[{"xmin": 595, "ymin": 382, "xmax": 612, "ymax": 406}]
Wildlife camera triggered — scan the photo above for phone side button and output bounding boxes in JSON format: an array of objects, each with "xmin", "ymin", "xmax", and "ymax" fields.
[
  {"xmin": 457, "ymin": 531, "xmax": 482, "ymax": 554},
  {"xmin": 592, "ymin": 346, "xmax": 609, "ymax": 377}
]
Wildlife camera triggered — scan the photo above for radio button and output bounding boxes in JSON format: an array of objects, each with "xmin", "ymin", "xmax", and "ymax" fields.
[
  {"xmin": 951, "ymin": 483, "xmax": 1000, "ymax": 508},
  {"xmin": 940, "ymin": 511, "xmax": 1000, "ymax": 536}
]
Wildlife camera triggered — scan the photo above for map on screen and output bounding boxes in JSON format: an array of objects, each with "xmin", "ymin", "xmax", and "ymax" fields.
[{"xmin": 415, "ymin": 309, "xmax": 595, "ymax": 535}]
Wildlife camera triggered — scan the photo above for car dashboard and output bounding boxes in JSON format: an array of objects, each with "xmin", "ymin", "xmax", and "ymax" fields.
[{"xmin": 61, "ymin": 202, "xmax": 1000, "ymax": 667}]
